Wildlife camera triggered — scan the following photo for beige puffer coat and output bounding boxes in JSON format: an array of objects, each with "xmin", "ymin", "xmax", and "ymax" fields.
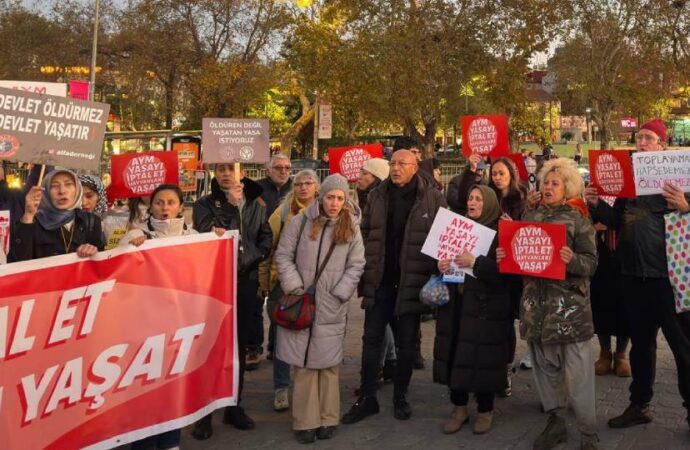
[{"xmin": 274, "ymin": 200, "xmax": 365, "ymax": 369}]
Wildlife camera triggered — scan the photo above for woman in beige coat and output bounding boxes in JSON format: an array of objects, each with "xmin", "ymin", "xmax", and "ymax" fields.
[{"xmin": 274, "ymin": 174, "xmax": 365, "ymax": 444}]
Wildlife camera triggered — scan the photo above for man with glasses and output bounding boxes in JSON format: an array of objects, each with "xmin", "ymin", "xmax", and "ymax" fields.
[
  {"xmin": 249, "ymin": 154, "xmax": 294, "ymax": 370},
  {"xmin": 585, "ymin": 118, "xmax": 690, "ymax": 432},
  {"xmin": 343, "ymin": 138, "xmax": 447, "ymax": 424}
]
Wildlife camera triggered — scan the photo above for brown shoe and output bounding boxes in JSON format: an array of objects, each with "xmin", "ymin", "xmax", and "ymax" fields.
[
  {"xmin": 594, "ymin": 350, "xmax": 612, "ymax": 376},
  {"xmin": 443, "ymin": 405, "xmax": 469, "ymax": 434},
  {"xmin": 472, "ymin": 411, "xmax": 493, "ymax": 435},
  {"xmin": 613, "ymin": 352, "xmax": 631, "ymax": 377},
  {"xmin": 608, "ymin": 404, "xmax": 652, "ymax": 428},
  {"xmin": 246, "ymin": 350, "xmax": 261, "ymax": 371}
]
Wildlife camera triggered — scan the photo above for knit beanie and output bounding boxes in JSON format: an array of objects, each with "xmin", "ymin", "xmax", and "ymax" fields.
[
  {"xmin": 640, "ymin": 118, "xmax": 667, "ymax": 142},
  {"xmin": 362, "ymin": 158, "xmax": 390, "ymax": 181},
  {"xmin": 319, "ymin": 174, "xmax": 349, "ymax": 200}
]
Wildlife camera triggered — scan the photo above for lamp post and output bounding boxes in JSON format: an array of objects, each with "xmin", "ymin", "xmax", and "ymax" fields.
[
  {"xmin": 89, "ymin": 0, "xmax": 101, "ymax": 101},
  {"xmin": 585, "ymin": 107, "xmax": 592, "ymax": 144}
]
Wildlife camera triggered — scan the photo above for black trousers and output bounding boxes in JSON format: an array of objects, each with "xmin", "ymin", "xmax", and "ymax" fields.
[
  {"xmin": 622, "ymin": 276, "xmax": 690, "ymax": 408},
  {"xmin": 235, "ymin": 279, "xmax": 257, "ymax": 399},
  {"xmin": 360, "ymin": 283, "xmax": 420, "ymax": 399},
  {"xmin": 451, "ymin": 390, "xmax": 495, "ymax": 413},
  {"xmin": 246, "ymin": 286, "xmax": 264, "ymax": 354}
]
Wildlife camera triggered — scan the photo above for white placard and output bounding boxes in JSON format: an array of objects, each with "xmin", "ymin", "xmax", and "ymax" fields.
[
  {"xmin": 0, "ymin": 210, "xmax": 9, "ymax": 264},
  {"xmin": 318, "ymin": 101, "xmax": 332, "ymax": 139},
  {"xmin": 0, "ymin": 80, "xmax": 67, "ymax": 97},
  {"xmin": 632, "ymin": 149, "xmax": 690, "ymax": 195},
  {"xmin": 421, "ymin": 207, "xmax": 496, "ymax": 278}
]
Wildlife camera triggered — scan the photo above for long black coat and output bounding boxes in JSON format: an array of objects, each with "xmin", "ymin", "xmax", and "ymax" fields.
[
  {"xmin": 433, "ymin": 226, "xmax": 513, "ymax": 393},
  {"xmin": 9, "ymin": 209, "xmax": 105, "ymax": 262},
  {"xmin": 359, "ymin": 175, "xmax": 447, "ymax": 316}
]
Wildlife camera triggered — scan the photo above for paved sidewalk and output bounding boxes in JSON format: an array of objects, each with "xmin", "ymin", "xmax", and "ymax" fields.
[{"xmin": 181, "ymin": 302, "xmax": 689, "ymax": 449}]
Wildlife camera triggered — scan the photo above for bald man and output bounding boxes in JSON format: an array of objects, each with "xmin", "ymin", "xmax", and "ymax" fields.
[{"xmin": 343, "ymin": 143, "xmax": 447, "ymax": 424}]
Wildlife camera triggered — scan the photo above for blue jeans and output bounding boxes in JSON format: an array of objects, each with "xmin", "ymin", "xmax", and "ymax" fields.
[{"xmin": 274, "ymin": 356, "xmax": 290, "ymax": 389}]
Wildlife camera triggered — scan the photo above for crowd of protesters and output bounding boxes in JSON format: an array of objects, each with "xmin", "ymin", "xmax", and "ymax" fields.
[{"xmin": 2, "ymin": 118, "xmax": 689, "ymax": 450}]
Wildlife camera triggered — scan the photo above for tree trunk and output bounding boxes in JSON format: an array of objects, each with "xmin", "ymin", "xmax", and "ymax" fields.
[
  {"xmin": 280, "ymin": 102, "xmax": 315, "ymax": 159},
  {"xmin": 403, "ymin": 116, "xmax": 437, "ymax": 158}
]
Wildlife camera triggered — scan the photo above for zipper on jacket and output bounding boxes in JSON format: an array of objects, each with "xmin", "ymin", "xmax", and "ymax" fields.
[{"xmin": 303, "ymin": 221, "xmax": 329, "ymax": 367}]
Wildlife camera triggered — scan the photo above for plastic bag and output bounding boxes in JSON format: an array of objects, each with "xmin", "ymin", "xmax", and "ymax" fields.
[{"xmin": 419, "ymin": 275, "xmax": 450, "ymax": 307}]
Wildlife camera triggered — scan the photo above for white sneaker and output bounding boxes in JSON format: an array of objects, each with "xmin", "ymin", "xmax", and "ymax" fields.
[
  {"xmin": 273, "ymin": 388, "xmax": 289, "ymax": 411},
  {"xmin": 519, "ymin": 351, "xmax": 533, "ymax": 370}
]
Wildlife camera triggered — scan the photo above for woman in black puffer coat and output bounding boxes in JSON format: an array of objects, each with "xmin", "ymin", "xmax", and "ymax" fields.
[{"xmin": 433, "ymin": 185, "xmax": 512, "ymax": 436}]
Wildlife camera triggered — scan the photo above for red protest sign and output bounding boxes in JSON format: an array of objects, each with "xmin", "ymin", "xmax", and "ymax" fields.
[
  {"xmin": 502, "ymin": 153, "xmax": 529, "ymax": 183},
  {"xmin": 589, "ymin": 150, "xmax": 636, "ymax": 198},
  {"xmin": 108, "ymin": 151, "xmax": 179, "ymax": 200},
  {"xmin": 0, "ymin": 233, "xmax": 238, "ymax": 450},
  {"xmin": 329, "ymin": 143, "xmax": 384, "ymax": 182},
  {"xmin": 499, "ymin": 220, "xmax": 567, "ymax": 280},
  {"xmin": 461, "ymin": 114, "xmax": 509, "ymax": 157}
]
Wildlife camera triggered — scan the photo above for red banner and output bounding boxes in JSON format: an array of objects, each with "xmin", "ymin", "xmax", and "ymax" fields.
[
  {"xmin": 502, "ymin": 153, "xmax": 529, "ymax": 183},
  {"xmin": 589, "ymin": 150, "xmax": 636, "ymax": 198},
  {"xmin": 68, "ymin": 81, "xmax": 90, "ymax": 101},
  {"xmin": 461, "ymin": 115, "xmax": 510, "ymax": 157},
  {"xmin": 498, "ymin": 220, "xmax": 567, "ymax": 280},
  {"xmin": 329, "ymin": 143, "xmax": 384, "ymax": 182},
  {"xmin": 0, "ymin": 233, "xmax": 238, "ymax": 450},
  {"xmin": 108, "ymin": 151, "xmax": 179, "ymax": 201}
]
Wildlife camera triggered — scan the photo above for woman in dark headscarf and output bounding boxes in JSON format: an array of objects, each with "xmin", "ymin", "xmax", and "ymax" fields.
[
  {"xmin": 78, "ymin": 174, "xmax": 108, "ymax": 217},
  {"xmin": 433, "ymin": 185, "xmax": 513, "ymax": 435},
  {"xmin": 9, "ymin": 169, "xmax": 105, "ymax": 262}
]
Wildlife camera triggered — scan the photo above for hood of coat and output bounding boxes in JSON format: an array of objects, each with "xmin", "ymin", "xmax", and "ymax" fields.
[
  {"xmin": 304, "ymin": 195, "xmax": 362, "ymax": 226},
  {"xmin": 211, "ymin": 176, "xmax": 264, "ymax": 203}
]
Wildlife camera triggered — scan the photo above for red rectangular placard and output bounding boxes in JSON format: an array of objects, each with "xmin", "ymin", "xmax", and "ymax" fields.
[
  {"xmin": 498, "ymin": 220, "xmax": 567, "ymax": 280},
  {"xmin": 461, "ymin": 114, "xmax": 509, "ymax": 158},
  {"xmin": 108, "ymin": 151, "xmax": 179, "ymax": 200},
  {"xmin": 588, "ymin": 149, "xmax": 636, "ymax": 198},
  {"xmin": 328, "ymin": 143, "xmax": 384, "ymax": 182}
]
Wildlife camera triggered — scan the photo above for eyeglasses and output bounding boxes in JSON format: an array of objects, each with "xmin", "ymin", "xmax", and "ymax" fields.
[
  {"xmin": 635, "ymin": 133, "xmax": 658, "ymax": 143},
  {"xmin": 410, "ymin": 149, "xmax": 421, "ymax": 154},
  {"xmin": 294, "ymin": 181, "xmax": 315, "ymax": 188},
  {"xmin": 272, "ymin": 165, "xmax": 292, "ymax": 171},
  {"xmin": 389, "ymin": 161, "xmax": 416, "ymax": 168}
]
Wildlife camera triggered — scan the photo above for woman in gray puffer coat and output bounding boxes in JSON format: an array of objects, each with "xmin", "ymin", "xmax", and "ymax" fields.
[{"xmin": 275, "ymin": 174, "xmax": 365, "ymax": 445}]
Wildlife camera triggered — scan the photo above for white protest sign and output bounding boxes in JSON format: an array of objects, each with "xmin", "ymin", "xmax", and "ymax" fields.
[
  {"xmin": 0, "ymin": 80, "xmax": 67, "ymax": 97},
  {"xmin": 421, "ymin": 207, "xmax": 496, "ymax": 279},
  {"xmin": 632, "ymin": 149, "xmax": 690, "ymax": 195},
  {"xmin": 0, "ymin": 210, "xmax": 9, "ymax": 264}
]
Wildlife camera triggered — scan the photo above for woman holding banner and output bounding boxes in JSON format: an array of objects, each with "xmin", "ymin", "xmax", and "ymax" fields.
[
  {"xmin": 259, "ymin": 169, "xmax": 320, "ymax": 412},
  {"xmin": 9, "ymin": 168, "xmax": 105, "ymax": 262},
  {"xmin": 497, "ymin": 158, "xmax": 598, "ymax": 450},
  {"xmin": 434, "ymin": 184, "xmax": 512, "ymax": 435},
  {"xmin": 119, "ymin": 183, "xmax": 199, "ymax": 450},
  {"xmin": 274, "ymin": 174, "xmax": 365, "ymax": 444}
]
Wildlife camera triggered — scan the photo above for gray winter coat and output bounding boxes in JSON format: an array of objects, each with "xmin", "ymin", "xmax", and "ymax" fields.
[{"xmin": 274, "ymin": 200, "xmax": 366, "ymax": 369}]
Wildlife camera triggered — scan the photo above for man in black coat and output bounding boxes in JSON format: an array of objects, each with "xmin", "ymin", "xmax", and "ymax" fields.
[
  {"xmin": 343, "ymin": 140, "xmax": 447, "ymax": 424},
  {"xmin": 191, "ymin": 163, "xmax": 272, "ymax": 438}
]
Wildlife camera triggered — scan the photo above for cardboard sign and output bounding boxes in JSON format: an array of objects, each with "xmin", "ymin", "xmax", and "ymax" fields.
[
  {"xmin": 461, "ymin": 114, "xmax": 509, "ymax": 157},
  {"xmin": 0, "ymin": 86, "xmax": 109, "ymax": 171},
  {"xmin": 202, "ymin": 118, "xmax": 270, "ymax": 164},
  {"xmin": 0, "ymin": 80, "xmax": 67, "ymax": 97},
  {"xmin": 499, "ymin": 220, "xmax": 567, "ymax": 280},
  {"xmin": 421, "ymin": 207, "xmax": 496, "ymax": 279},
  {"xmin": 108, "ymin": 151, "xmax": 179, "ymax": 200},
  {"xmin": 632, "ymin": 149, "xmax": 690, "ymax": 195},
  {"xmin": 589, "ymin": 150, "xmax": 636, "ymax": 198},
  {"xmin": 0, "ymin": 210, "xmax": 9, "ymax": 264},
  {"xmin": 0, "ymin": 232, "xmax": 238, "ymax": 450},
  {"xmin": 503, "ymin": 153, "xmax": 529, "ymax": 183},
  {"xmin": 329, "ymin": 143, "xmax": 384, "ymax": 182}
]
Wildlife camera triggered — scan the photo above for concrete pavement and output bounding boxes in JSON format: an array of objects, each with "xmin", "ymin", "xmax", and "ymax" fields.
[{"xmin": 180, "ymin": 302, "xmax": 689, "ymax": 449}]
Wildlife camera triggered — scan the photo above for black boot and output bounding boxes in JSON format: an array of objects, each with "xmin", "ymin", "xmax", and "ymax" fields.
[
  {"xmin": 295, "ymin": 429, "xmax": 317, "ymax": 444},
  {"xmin": 223, "ymin": 405, "xmax": 255, "ymax": 430},
  {"xmin": 191, "ymin": 414, "xmax": 213, "ymax": 440},
  {"xmin": 607, "ymin": 403, "xmax": 652, "ymax": 429},
  {"xmin": 393, "ymin": 396, "xmax": 412, "ymax": 420},
  {"xmin": 342, "ymin": 396, "xmax": 380, "ymax": 424},
  {"xmin": 316, "ymin": 425, "xmax": 337, "ymax": 440},
  {"xmin": 533, "ymin": 413, "xmax": 567, "ymax": 450}
]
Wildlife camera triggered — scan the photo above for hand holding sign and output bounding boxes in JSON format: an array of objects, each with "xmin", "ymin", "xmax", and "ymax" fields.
[
  {"xmin": 498, "ymin": 220, "xmax": 567, "ymax": 280},
  {"xmin": 588, "ymin": 150, "xmax": 635, "ymax": 198},
  {"xmin": 662, "ymin": 183, "xmax": 690, "ymax": 213}
]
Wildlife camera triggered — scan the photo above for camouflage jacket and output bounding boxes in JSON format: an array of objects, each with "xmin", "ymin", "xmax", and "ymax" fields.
[{"xmin": 519, "ymin": 204, "xmax": 598, "ymax": 344}]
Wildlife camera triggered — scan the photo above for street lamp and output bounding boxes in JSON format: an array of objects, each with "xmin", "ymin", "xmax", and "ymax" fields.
[
  {"xmin": 585, "ymin": 107, "xmax": 592, "ymax": 144},
  {"xmin": 89, "ymin": 0, "xmax": 101, "ymax": 101}
]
